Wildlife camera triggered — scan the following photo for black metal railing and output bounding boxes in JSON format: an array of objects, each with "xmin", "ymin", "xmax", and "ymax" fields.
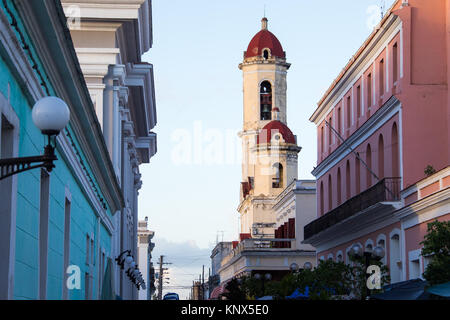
[{"xmin": 304, "ymin": 177, "xmax": 401, "ymax": 240}]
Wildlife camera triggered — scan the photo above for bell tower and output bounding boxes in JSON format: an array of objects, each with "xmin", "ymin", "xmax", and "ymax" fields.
[{"xmin": 238, "ymin": 18, "xmax": 301, "ymax": 238}]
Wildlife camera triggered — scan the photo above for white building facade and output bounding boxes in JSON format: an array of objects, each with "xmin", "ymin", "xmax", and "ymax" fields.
[{"xmin": 61, "ymin": 0, "xmax": 157, "ymax": 300}]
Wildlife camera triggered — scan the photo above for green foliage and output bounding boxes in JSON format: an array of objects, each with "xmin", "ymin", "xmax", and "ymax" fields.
[
  {"xmin": 223, "ymin": 257, "xmax": 392, "ymax": 300},
  {"xmin": 222, "ymin": 278, "xmax": 247, "ymax": 300},
  {"xmin": 420, "ymin": 220, "xmax": 450, "ymax": 286},
  {"xmin": 424, "ymin": 165, "xmax": 436, "ymax": 177}
]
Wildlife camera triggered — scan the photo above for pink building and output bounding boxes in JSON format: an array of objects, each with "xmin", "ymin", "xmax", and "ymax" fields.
[{"xmin": 304, "ymin": 0, "xmax": 450, "ymax": 283}]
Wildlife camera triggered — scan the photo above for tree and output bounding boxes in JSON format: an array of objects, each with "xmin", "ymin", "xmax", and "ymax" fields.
[
  {"xmin": 222, "ymin": 278, "xmax": 246, "ymax": 300},
  {"xmin": 421, "ymin": 220, "xmax": 450, "ymax": 286}
]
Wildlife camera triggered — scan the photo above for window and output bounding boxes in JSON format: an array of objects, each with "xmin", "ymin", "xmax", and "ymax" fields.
[
  {"xmin": 346, "ymin": 96, "xmax": 351, "ymax": 134},
  {"xmin": 367, "ymin": 73, "xmax": 372, "ymax": 111},
  {"xmin": 86, "ymin": 235, "xmax": 90, "ymax": 265},
  {"xmin": 392, "ymin": 122, "xmax": 400, "ymax": 177},
  {"xmin": 366, "ymin": 144, "xmax": 372, "ymax": 188},
  {"xmin": 410, "ymin": 259, "xmax": 420, "ymax": 279},
  {"xmin": 263, "ymin": 49, "xmax": 269, "ymax": 60},
  {"xmin": 377, "ymin": 237, "xmax": 386, "ymax": 265},
  {"xmin": 393, "ymin": 43, "xmax": 398, "ymax": 83},
  {"xmin": 346, "ymin": 160, "xmax": 351, "ymax": 200},
  {"xmin": 379, "ymin": 59, "xmax": 385, "ymax": 96},
  {"xmin": 337, "ymin": 168, "xmax": 342, "ymax": 205},
  {"xmin": 390, "ymin": 233, "xmax": 402, "ymax": 283},
  {"xmin": 337, "ymin": 107, "xmax": 342, "ymax": 139},
  {"xmin": 62, "ymin": 197, "xmax": 71, "ymax": 300},
  {"xmin": 260, "ymin": 81, "xmax": 272, "ymax": 121},
  {"xmin": 328, "ymin": 174, "xmax": 332, "ymax": 212},
  {"xmin": 39, "ymin": 169, "xmax": 50, "ymax": 300},
  {"xmin": 320, "ymin": 182, "xmax": 324, "ymax": 215},
  {"xmin": 378, "ymin": 135, "xmax": 385, "ymax": 179},
  {"xmin": 356, "ymin": 87, "xmax": 361, "ymax": 120},
  {"xmin": 272, "ymin": 163, "xmax": 283, "ymax": 188},
  {"xmin": 328, "ymin": 116, "xmax": 332, "ymax": 150},
  {"xmin": 355, "ymin": 156, "xmax": 361, "ymax": 194},
  {"xmin": 320, "ymin": 126, "xmax": 324, "ymax": 154},
  {"xmin": 91, "ymin": 237, "xmax": 94, "ymax": 266}
]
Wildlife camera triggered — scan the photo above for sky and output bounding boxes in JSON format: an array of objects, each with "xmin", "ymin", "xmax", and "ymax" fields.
[{"xmin": 140, "ymin": 0, "xmax": 396, "ymax": 299}]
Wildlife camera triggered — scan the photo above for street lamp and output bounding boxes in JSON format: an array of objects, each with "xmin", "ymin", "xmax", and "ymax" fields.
[
  {"xmin": 347, "ymin": 243, "xmax": 385, "ymax": 299},
  {"xmin": 303, "ymin": 262, "xmax": 313, "ymax": 270},
  {"xmin": 290, "ymin": 263, "xmax": 299, "ymax": 273},
  {"xmin": 116, "ymin": 250, "xmax": 132, "ymax": 269},
  {"xmin": 0, "ymin": 97, "xmax": 70, "ymax": 180},
  {"xmin": 254, "ymin": 273, "xmax": 272, "ymax": 296}
]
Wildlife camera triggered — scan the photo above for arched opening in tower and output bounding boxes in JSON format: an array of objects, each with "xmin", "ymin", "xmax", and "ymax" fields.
[{"xmin": 260, "ymin": 81, "xmax": 272, "ymax": 121}]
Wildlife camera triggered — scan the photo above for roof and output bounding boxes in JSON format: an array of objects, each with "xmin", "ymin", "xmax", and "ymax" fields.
[
  {"xmin": 257, "ymin": 120, "xmax": 296, "ymax": 145},
  {"xmin": 245, "ymin": 18, "xmax": 285, "ymax": 59}
]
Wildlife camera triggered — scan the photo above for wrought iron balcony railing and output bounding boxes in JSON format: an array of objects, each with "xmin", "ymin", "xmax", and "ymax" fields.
[{"xmin": 304, "ymin": 177, "xmax": 401, "ymax": 240}]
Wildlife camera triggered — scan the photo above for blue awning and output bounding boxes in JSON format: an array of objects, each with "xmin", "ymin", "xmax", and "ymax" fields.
[
  {"xmin": 371, "ymin": 279, "xmax": 430, "ymax": 300},
  {"xmin": 426, "ymin": 281, "xmax": 450, "ymax": 298}
]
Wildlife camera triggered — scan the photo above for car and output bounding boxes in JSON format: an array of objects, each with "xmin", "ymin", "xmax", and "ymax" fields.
[{"xmin": 163, "ymin": 293, "xmax": 179, "ymax": 300}]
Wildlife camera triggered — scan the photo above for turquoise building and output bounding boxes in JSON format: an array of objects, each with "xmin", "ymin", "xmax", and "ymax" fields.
[{"xmin": 0, "ymin": 0, "xmax": 123, "ymax": 300}]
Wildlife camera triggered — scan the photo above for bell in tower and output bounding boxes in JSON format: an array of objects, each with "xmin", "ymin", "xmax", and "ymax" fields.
[{"xmin": 260, "ymin": 81, "xmax": 272, "ymax": 121}]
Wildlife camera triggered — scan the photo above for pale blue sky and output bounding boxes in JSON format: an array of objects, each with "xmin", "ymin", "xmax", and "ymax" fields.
[{"xmin": 140, "ymin": 0, "xmax": 395, "ymax": 297}]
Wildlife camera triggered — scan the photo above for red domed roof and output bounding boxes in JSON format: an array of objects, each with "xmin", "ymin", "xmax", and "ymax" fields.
[
  {"xmin": 245, "ymin": 19, "xmax": 285, "ymax": 59},
  {"xmin": 257, "ymin": 121, "xmax": 296, "ymax": 145}
]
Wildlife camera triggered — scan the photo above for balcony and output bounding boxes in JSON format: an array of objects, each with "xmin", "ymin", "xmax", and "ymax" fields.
[{"xmin": 304, "ymin": 177, "xmax": 401, "ymax": 240}]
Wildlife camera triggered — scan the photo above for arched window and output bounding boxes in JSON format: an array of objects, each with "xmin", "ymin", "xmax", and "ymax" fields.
[
  {"xmin": 272, "ymin": 163, "xmax": 283, "ymax": 188},
  {"xmin": 263, "ymin": 49, "xmax": 269, "ymax": 60},
  {"xmin": 337, "ymin": 168, "xmax": 342, "ymax": 205},
  {"xmin": 346, "ymin": 160, "xmax": 351, "ymax": 200},
  {"xmin": 392, "ymin": 122, "xmax": 400, "ymax": 177},
  {"xmin": 328, "ymin": 174, "xmax": 333, "ymax": 212},
  {"xmin": 260, "ymin": 81, "xmax": 272, "ymax": 121},
  {"xmin": 378, "ymin": 134, "xmax": 385, "ymax": 179},
  {"xmin": 366, "ymin": 144, "xmax": 372, "ymax": 188},
  {"xmin": 390, "ymin": 231, "xmax": 402, "ymax": 283},
  {"xmin": 320, "ymin": 181, "xmax": 324, "ymax": 215},
  {"xmin": 377, "ymin": 235, "xmax": 387, "ymax": 265},
  {"xmin": 320, "ymin": 126, "xmax": 324, "ymax": 155}
]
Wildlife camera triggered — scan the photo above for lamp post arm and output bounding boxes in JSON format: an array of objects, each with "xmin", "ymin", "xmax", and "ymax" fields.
[{"xmin": 0, "ymin": 145, "xmax": 57, "ymax": 180}]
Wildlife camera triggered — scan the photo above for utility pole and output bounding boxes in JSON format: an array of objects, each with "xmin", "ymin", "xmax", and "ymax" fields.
[
  {"xmin": 201, "ymin": 265, "xmax": 205, "ymax": 300},
  {"xmin": 157, "ymin": 255, "xmax": 172, "ymax": 300}
]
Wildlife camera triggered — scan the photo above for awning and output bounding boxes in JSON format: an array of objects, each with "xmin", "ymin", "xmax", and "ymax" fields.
[
  {"xmin": 101, "ymin": 258, "xmax": 116, "ymax": 300},
  {"xmin": 370, "ymin": 279, "xmax": 430, "ymax": 300},
  {"xmin": 210, "ymin": 283, "xmax": 228, "ymax": 300},
  {"xmin": 426, "ymin": 281, "xmax": 450, "ymax": 298}
]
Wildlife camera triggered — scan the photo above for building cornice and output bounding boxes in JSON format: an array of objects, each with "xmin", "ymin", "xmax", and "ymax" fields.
[
  {"xmin": 310, "ymin": 13, "xmax": 401, "ymax": 124},
  {"xmin": 125, "ymin": 62, "xmax": 157, "ymax": 134}
]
